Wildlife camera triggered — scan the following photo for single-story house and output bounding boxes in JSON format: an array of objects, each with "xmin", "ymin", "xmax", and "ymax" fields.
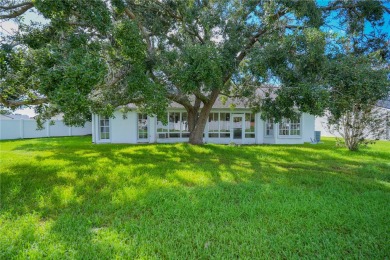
[{"xmin": 92, "ymin": 98, "xmax": 315, "ymax": 145}]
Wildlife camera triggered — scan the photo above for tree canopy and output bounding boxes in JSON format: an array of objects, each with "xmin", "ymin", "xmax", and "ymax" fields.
[{"xmin": 1, "ymin": 0, "xmax": 389, "ymax": 144}]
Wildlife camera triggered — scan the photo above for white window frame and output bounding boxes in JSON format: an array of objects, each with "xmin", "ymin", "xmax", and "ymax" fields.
[
  {"xmin": 137, "ymin": 113, "xmax": 148, "ymax": 140},
  {"xmin": 265, "ymin": 119, "xmax": 274, "ymax": 137},
  {"xmin": 99, "ymin": 116, "xmax": 110, "ymax": 141},
  {"xmin": 157, "ymin": 111, "xmax": 190, "ymax": 139},
  {"xmin": 278, "ymin": 117, "xmax": 302, "ymax": 138},
  {"xmin": 244, "ymin": 113, "xmax": 255, "ymax": 139},
  {"xmin": 208, "ymin": 112, "xmax": 231, "ymax": 139}
]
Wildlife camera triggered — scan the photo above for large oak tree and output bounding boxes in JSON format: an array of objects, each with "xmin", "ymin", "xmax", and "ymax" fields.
[{"xmin": 1, "ymin": 0, "xmax": 389, "ymax": 144}]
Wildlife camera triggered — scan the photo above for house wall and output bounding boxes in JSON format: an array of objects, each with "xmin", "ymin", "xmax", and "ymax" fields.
[
  {"xmin": 111, "ymin": 111, "xmax": 137, "ymax": 143},
  {"xmin": 92, "ymin": 110, "xmax": 316, "ymax": 145}
]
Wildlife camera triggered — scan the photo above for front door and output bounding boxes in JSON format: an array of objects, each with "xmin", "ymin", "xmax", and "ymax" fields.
[{"xmin": 232, "ymin": 114, "xmax": 244, "ymax": 143}]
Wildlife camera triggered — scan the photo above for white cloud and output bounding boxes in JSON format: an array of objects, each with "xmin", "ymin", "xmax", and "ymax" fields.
[
  {"xmin": 14, "ymin": 108, "xmax": 36, "ymax": 118},
  {"xmin": 0, "ymin": 21, "xmax": 18, "ymax": 35}
]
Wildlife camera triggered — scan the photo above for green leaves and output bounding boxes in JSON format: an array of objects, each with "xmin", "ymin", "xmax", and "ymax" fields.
[
  {"xmin": 170, "ymin": 44, "xmax": 224, "ymax": 92},
  {"xmin": 113, "ymin": 20, "xmax": 146, "ymax": 64},
  {"xmin": 34, "ymin": 0, "xmax": 112, "ymax": 33},
  {"xmin": 326, "ymin": 55, "xmax": 389, "ymax": 121},
  {"xmin": 1, "ymin": 0, "xmax": 389, "ymax": 136}
]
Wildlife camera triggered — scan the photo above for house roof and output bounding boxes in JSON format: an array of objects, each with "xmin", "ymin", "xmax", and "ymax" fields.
[
  {"xmin": 125, "ymin": 96, "xmax": 251, "ymax": 110},
  {"xmin": 377, "ymin": 96, "xmax": 390, "ymax": 109},
  {"xmin": 125, "ymin": 86, "xmax": 277, "ymax": 110},
  {"xmin": 173, "ymin": 97, "xmax": 249, "ymax": 109},
  {"xmin": 8, "ymin": 114, "xmax": 30, "ymax": 120},
  {"xmin": 0, "ymin": 114, "xmax": 14, "ymax": 120}
]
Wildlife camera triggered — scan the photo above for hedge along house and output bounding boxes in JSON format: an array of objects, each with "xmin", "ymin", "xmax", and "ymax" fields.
[{"xmin": 92, "ymin": 98, "xmax": 315, "ymax": 145}]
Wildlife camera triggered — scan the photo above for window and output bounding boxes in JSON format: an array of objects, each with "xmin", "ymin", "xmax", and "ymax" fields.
[
  {"xmin": 157, "ymin": 112, "xmax": 189, "ymax": 138},
  {"xmin": 220, "ymin": 113, "xmax": 230, "ymax": 138},
  {"xmin": 169, "ymin": 112, "xmax": 180, "ymax": 138},
  {"xmin": 208, "ymin": 112, "xmax": 231, "ymax": 138},
  {"xmin": 279, "ymin": 117, "xmax": 301, "ymax": 136},
  {"xmin": 265, "ymin": 119, "xmax": 274, "ymax": 136},
  {"xmin": 157, "ymin": 115, "xmax": 168, "ymax": 138},
  {"xmin": 181, "ymin": 112, "xmax": 190, "ymax": 138},
  {"xmin": 208, "ymin": 113, "xmax": 219, "ymax": 138},
  {"xmin": 138, "ymin": 114, "xmax": 148, "ymax": 139},
  {"xmin": 99, "ymin": 116, "xmax": 110, "ymax": 140},
  {"xmin": 245, "ymin": 113, "xmax": 255, "ymax": 138}
]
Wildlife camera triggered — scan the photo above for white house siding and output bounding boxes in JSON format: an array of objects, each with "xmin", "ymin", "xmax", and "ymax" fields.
[
  {"xmin": 315, "ymin": 116, "xmax": 342, "ymax": 138},
  {"xmin": 93, "ymin": 110, "xmax": 315, "ymax": 145},
  {"xmin": 111, "ymin": 111, "xmax": 138, "ymax": 143}
]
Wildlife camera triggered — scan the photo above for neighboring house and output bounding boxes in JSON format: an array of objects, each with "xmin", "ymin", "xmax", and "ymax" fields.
[
  {"xmin": 315, "ymin": 97, "xmax": 390, "ymax": 140},
  {"xmin": 92, "ymin": 98, "xmax": 315, "ymax": 144},
  {"xmin": 376, "ymin": 96, "xmax": 390, "ymax": 140}
]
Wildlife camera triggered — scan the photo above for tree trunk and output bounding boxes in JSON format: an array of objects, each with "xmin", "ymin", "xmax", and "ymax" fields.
[
  {"xmin": 187, "ymin": 98, "xmax": 201, "ymax": 132},
  {"xmin": 187, "ymin": 109, "xmax": 197, "ymax": 133},
  {"xmin": 188, "ymin": 115, "xmax": 207, "ymax": 145},
  {"xmin": 188, "ymin": 90, "xmax": 219, "ymax": 144}
]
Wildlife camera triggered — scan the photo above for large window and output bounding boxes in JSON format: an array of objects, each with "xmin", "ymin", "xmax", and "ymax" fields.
[
  {"xmin": 138, "ymin": 114, "xmax": 148, "ymax": 139},
  {"xmin": 220, "ymin": 113, "xmax": 230, "ymax": 138},
  {"xmin": 157, "ymin": 112, "xmax": 189, "ymax": 138},
  {"xmin": 265, "ymin": 119, "xmax": 274, "ymax": 136},
  {"xmin": 279, "ymin": 118, "xmax": 301, "ymax": 136},
  {"xmin": 99, "ymin": 116, "xmax": 110, "ymax": 140},
  {"xmin": 245, "ymin": 113, "xmax": 255, "ymax": 138},
  {"xmin": 169, "ymin": 112, "xmax": 180, "ymax": 138},
  {"xmin": 208, "ymin": 112, "xmax": 231, "ymax": 138},
  {"xmin": 208, "ymin": 113, "xmax": 219, "ymax": 138}
]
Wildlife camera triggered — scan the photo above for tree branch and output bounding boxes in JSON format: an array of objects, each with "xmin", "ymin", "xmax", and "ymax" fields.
[
  {"xmin": 123, "ymin": 7, "xmax": 153, "ymax": 53},
  {"xmin": 194, "ymin": 90, "xmax": 209, "ymax": 104},
  {"xmin": 383, "ymin": 5, "xmax": 390, "ymax": 14},
  {"xmin": 0, "ymin": 96, "xmax": 48, "ymax": 108},
  {"xmin": 0, "ymin": 1, "xmax": 32, "ymax": 10},
  {"xmin": 0, "ymin": 2, "xmax": 34, "ymax": 19},
  {"xmin": 222, "ymin": 8, "xmax": 288, "ymax": 84}
]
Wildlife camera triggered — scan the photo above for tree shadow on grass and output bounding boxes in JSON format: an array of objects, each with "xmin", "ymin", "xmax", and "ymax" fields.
[{"xmin": 1, "ymin": 137, "xmax": 389, "ymax": 258}]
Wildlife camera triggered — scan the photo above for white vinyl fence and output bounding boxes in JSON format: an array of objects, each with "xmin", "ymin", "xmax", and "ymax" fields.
[{"xmin": 0, "ymin": 119, "xmax": 92, "ymax": 140}]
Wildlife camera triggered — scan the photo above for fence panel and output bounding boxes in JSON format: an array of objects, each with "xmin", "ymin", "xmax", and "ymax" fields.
[
  {"xmin": 0, "ymin": 120, "xmax": 21, "ymax": 140},
  {"xmin": 23, "ymin": 120, "xmax": 47, "ymax": 139},
  {"xmin": 0, "ymin": 119, "xmax": 92, "ymax": 140},
  {"xmin": 48, "ymin": 120, "xmax": 69, "ymax": 137}
]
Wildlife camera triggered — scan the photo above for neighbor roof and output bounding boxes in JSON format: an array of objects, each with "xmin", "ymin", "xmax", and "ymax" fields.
[{"xmin": 377, "ymin": 96, "xmax": 390, "ymax": 109}]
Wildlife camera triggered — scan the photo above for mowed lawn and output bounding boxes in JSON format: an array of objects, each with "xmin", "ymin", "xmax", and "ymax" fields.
[{"xmin": 0, "ymin": 137, "xmax": 389, "ymax": 259}]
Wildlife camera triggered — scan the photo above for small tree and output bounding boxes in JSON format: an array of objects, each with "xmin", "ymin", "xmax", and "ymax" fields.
[
  {"xmin": 326, "ymin": 106, "xmax": 389, "ymax": 151},
  {"xmin": 325, "ymin": 55, "xmax": 389, "ymax": 151}
]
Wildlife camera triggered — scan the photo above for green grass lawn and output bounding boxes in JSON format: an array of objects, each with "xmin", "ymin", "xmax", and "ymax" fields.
[{"xmin": 0, "ymin": 137, "xmax": 389, "ymax": 259}]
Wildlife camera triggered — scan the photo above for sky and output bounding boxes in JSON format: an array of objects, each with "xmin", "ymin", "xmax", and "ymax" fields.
[{"xmin": 1, "ymin": 1, "xmax": 389, "ymax": 117}]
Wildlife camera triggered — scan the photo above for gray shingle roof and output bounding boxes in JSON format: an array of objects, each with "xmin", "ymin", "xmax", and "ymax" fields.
[
  {"xmin": 126, "ymin": 97, "xmax": 249, "ymax": 109},
  {"xmin": 377, "ymin": 97, "xmax": 390, "ymax": 109},
  {"xmin": 126, "ymin": 86, "xmax": 277, "ymax": 110}
]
